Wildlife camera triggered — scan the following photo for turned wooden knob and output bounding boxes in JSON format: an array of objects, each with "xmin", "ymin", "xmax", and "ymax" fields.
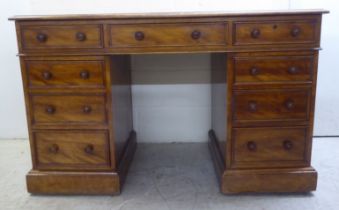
[
  {"xmin": 284, "ymin": 99, "xmax": 295, "ymax": 110},
  {"xmin": 191, "ymin": 30, "xmax": 201, "ymax": 40},
  {"xmin": 283, "ymin": 140, "xmax": 293, "ymax": 150},
  {"xmin": 250, "ymin": 67, "xmax": 259, "ymax": 76},
  {"xmin": 247, "ymin": 141, "xmax": 257, "ymax": 151},
  {"xmin": 291, "ymin": 27, "xmax": 301, "ymax": 37},
  {"xmin": 36, "ymin": 33, "xmax": 47, "ymax": 43},
  {"xmin": 48, "ymin": 144, "xmax": 59, "ymax": 154},
  {"xmin": 83, "ymin": 105, "xmax": 92, "ymax": 113},
  {"xmin": 80, "ymin": 70, "xmax": 90, "ymax": 79},
  {"xmin": 45, "ymin": 105, "xmax": 56, "ymax": 114},
  {"xmin": 42, "ymin": 71, "xmax": 52, "ymax": 80},
  {"xmin": 251, "ymin": 28, "xmax": 261, "ymax": 38},
  {"xmin": 134, "ymin": 31, "xmax": 145, "ymax": 41},
  {"xmin": 84, "ymin": 144, "xmax": 94, "ymax": 154},
  {"xmin": 288, "ymin": 66, "xmax": 298, "ymax": 74},
  {"xmin": 248, "ymin": 101, "xmax": 257, "ymax": 112},
  {"xmin": 76, "ymin": 32, "xmax": 86, "ymax": 41}
]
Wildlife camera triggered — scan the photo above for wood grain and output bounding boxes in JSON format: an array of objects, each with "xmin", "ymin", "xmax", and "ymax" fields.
[{"xmin": 10, "ymin": 10, "xmax": 327, "ymax": 194}]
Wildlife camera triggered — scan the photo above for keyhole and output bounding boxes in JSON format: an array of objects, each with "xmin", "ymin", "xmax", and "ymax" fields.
[{"xmin": 273, "ymin": 24, "xmax": 278, "ymax": 29}]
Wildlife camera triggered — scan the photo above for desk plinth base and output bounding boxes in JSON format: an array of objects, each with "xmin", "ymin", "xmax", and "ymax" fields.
[
  {"xmin": 26, "ymin": 131, "xmax": 137, "ymax": 195},
  {"xmin": 208, "ymin": 131, "xmax": 318, "ymax": 194}
]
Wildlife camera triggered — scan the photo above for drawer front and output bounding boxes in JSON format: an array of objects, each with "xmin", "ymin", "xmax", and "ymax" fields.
[
  {"xmin": 233, "ymin": 90, "xmax": 310, "ymax": 122},
  {"xmin": 34, "ymin": 130, "xmax": 110, "ymax": 170},
  {"xmin": 233, "ymin": 20, "xmax": 317, "ymax": 45},
  {"xmin": 109, "ymin": 23, "xmax": 227, "ymax": 48},
  {"xmin": 234, "ymin": 56, "xmax": 313, "ymax": 84},
  {"xmin": 21, "ymin": 24, "xmax": 103, "ymax": 50},
  {"xmin": 26, "ymin": 60, "xmax": 105, "ymax": 88},
  {"xmin": 31, "ymin": 95, "xmax": 107, "ymax": 125},
  {"xmin": 231, "ymin": 127, "xmax": 308, "ymax": 168}
]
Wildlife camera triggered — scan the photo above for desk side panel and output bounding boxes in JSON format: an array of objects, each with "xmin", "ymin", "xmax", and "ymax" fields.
[
  {"xmin": 211, "ymin": 53, "xmax": 228, "ymax": 160},
  {"xmin": 109, "ymin": 55, "xmax": 134, "ymax": 166}
]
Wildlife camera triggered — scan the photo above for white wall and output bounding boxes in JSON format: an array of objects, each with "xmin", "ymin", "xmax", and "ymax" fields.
[{"xmin": 0, "ymin": 0, "xmax": 338, "ymax": 141}]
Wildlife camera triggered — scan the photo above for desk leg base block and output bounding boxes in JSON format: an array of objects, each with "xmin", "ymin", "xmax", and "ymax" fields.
[
  {"xmin": 26, "ymin": 131, "xmax": 137, "ymax": 195},
  {"xmin": 221, "ymin": 168, "xmax": 317, "ymax": 194},
  {"xmin": 26, "ymin": 171, "xmax": 120, "ymax": 195},
  {"xmin": 208, "ymin": 130, "xmax": 318, "ymax": 194}
]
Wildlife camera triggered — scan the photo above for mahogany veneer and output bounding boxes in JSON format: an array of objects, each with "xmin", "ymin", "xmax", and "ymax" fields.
[{"xmin": 10, "ymin": 9, "xmax": 328, "ymax": 195}]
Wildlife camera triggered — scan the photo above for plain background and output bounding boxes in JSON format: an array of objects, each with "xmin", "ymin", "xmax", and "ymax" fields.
[{"xmin": 0, "ymin": 0, "xmax": 338, "ymax": 142}]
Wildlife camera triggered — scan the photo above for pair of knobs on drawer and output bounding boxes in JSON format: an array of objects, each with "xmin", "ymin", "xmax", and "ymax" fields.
[
  {"xmin": 249, "ymin": 66, "xmax": 299, "ymax": 76},
  {"xmin": 248, "ymin": 99, "xmax": 295, "ymax": 112},
  {"xmin": 134, "ymin": 30, "xmax": 202, "ymax": 41},
  {"xmin": 45, "ymin": 105, "xmax": 92, "ymax": 114},
  {"xmin": 36, "ymin": 32, "xmax": 87, "ymax": 42},
  {"xmin": 251, "ymin": 27, "xmax": 301, "ymax": 39},
  {"xmin": 49, "ymin": 144, "xmax": 94, "ymax": 154},
  {"xmin": 42, "ymin": 70, "xmax": 90, "ymax": 80},
  {"xmin": 247, "ymin": 140, "xmax": 293, "ymax": 151}
]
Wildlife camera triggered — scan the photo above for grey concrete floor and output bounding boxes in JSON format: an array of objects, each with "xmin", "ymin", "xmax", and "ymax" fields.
[{"xmin": 0, "ymin": 138, "xmax": 338, "ymax": 210}]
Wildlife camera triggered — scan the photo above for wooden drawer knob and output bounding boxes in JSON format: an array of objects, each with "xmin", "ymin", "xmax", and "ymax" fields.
[
  {"xmin": 76, "ymin": 32, "xmax": 87, "ymax": 41},
  {"xmin": 250, "ymin": 67, "xmax": 259, "ymax": 75},
  {"xmin": 80, "ymin": 70, "xmax": 90, "ymax": 79},
  {"xmin": 191, "ymin": 30, "xmax": 201, "ymax": 40},
  {"xmin": 134, "ymin": 31, "xmax": 145, "ymax": 41},
  {"xmin": 283, "ymin": 140, "xmax": 293, "ymax": 150},
  {"xmin": 45, "ymin": 105, "xmax": 56, "ymax": 114},
  {"xmin": 84, "ymin": 144, "xmax": 94, "ymax": 154},
  {"xmin": 248, "ymin": 101, "xmax": 257, "ymax": 112},
  {"xmin": 42, "ymin": 71, "xmax": 53, "ymax": 80},
  {"xmin": 291, "ymin": 27, "xmax": 301, "ymax": 37},
  {"xmin": 251, "ymin": 28, "xmax": 260, "ymax": 38},
  {"xmin": 247, "ymin": 141, "xmax": 257, "ymax": 151},
  {"xmin": 83, "ymin": 105, "xmax": 92, "ymax": 113},
  {"xmin": 284, "ymin": 99, "xmax": 295, "ymax": 110},
  {"xmin": 288, "ymin": 66, "xmax": 299, "ymax": 74},
  {"xmin": 48, "ymin": 144, "xmax": 59, "ymax": 154},
  {"xmin": 36, "ymin": 33, "xmax": 48, "ymax": 43}
]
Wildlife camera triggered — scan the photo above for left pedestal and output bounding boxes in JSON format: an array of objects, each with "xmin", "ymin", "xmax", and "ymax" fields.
[{"xmin": 20, "ymin": 55, "xmax": 135, "ymax": 195}]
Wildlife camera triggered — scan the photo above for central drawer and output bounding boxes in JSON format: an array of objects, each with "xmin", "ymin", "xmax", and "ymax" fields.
[
  {"xmin": 233, "ymin": 89, "xmax": 310, "ymax": 123},
  {"xmin": 109, "ymin": 23, "xmax": 227, "ymax": 48},
  {"xmin": 33, "ymin": 130, "xmax": 110, "ymax": 170},
  {"xmin": 30, "ymin": 94, "xmax": 107, "ymax": 125}
]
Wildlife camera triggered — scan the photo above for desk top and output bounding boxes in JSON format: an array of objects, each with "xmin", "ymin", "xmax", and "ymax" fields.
[{"xmin": 9, "ymin": 9, "xmax": 329, "ymax": 21}]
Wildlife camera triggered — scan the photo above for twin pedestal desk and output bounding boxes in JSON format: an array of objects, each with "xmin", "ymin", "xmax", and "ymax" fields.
[{"xmin": 10, "ymin": 9, "xmax": 328, "ymax": 194}]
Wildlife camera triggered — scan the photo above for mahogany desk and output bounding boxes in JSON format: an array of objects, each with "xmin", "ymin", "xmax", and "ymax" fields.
[{"xmin": 9, "ymin": 9, "xmax": 328, "ymax": 194}]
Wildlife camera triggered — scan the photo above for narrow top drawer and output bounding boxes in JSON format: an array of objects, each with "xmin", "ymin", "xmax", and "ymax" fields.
[
  {"xmin": 21, "ymin": 24, "xmax": 104, "ymax": 50},
  {"xmin": 234, "ymin": 55, "xmax": 314, "ymax": 84},
  {"xmin": 109, "ymin": 23, "xmax": 227, "ymax": 48},
  {"xmin": 233, "ymin": 19, "xmax": 318, "ymax": 46},
  {"xmin": 25, "ymin": 59, "xmax": 105, "ymax": 89}
]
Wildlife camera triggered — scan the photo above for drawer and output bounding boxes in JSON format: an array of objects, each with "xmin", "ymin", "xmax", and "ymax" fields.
[
  {"xmin": 233, "ymin": 90, "xmax": 310, "ymax": 123},
  {"xmin": 21, "ymin": 24, "xmax": 103, "ymax": 50},
  {"xmin": 233, "ymin": 19, "xmax": 317, "ymax": 45},
  {"xmin": 33, "ymin": 130, "xmax": 110, "ymax": 170},
  {"xmin": 109, "ymin": 23, "xmax": 227, "ymax": 48},
  {"xmin": 26, "ymin": 59, "xmax": 105, "ymax": 88},
  {"xmin": 234, "ymin": 55, "xmax": 313, "ymax": 84},
  {"xmin": 231, "ymin": 127, "xmax": 308, "ymax": 168},
  {"xmin": 31, "ymin": 94, "xmax": 107, "ymax": 125}
]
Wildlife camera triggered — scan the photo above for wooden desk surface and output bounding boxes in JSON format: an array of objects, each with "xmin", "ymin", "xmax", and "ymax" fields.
[{"xmin": 9, "ymin": 9, "xmax": 329, "ymax": 20}]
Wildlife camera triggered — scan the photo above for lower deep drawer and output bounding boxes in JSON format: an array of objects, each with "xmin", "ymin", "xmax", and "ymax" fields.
[
  {"xmin": 231, "ymin": 126, "xmax": 309, "ymax": 168},
  {"xmin": 33, "ymin": 130, "xmax": 111, "ymax": 170}
]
